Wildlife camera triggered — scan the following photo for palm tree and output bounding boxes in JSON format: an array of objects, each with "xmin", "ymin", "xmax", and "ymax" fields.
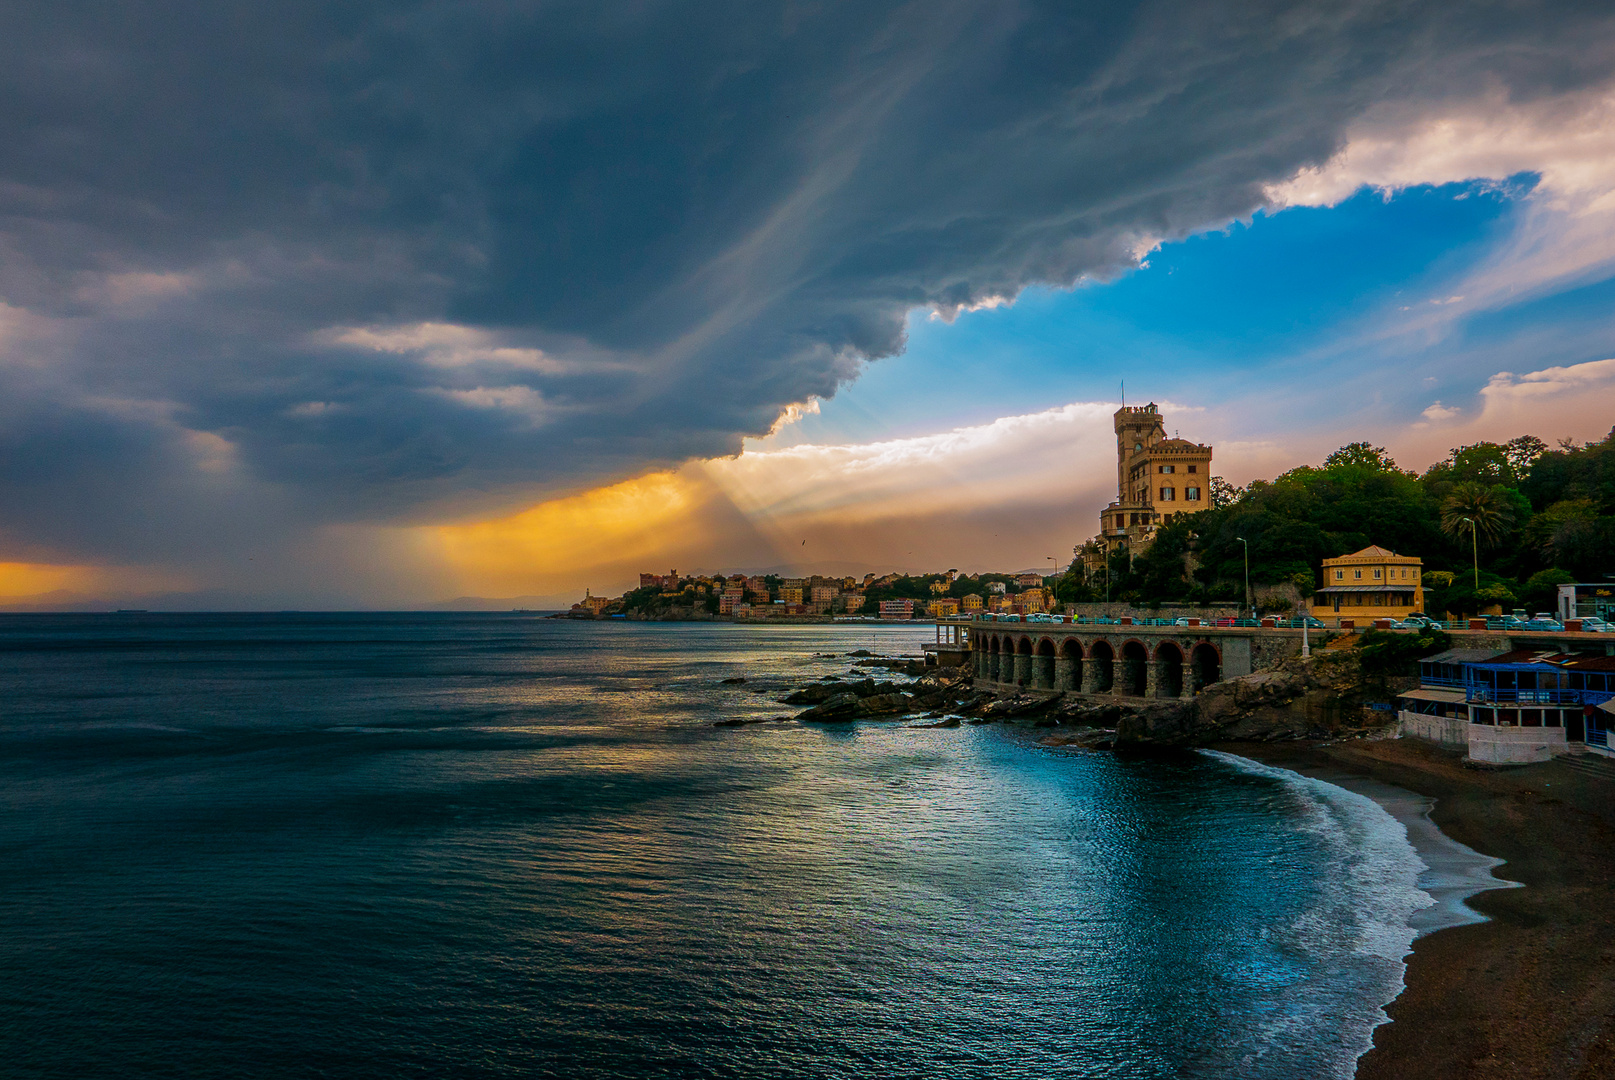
[{"xmin": 1439, "ymin": 483, "xmax": 1516, "ymax": 549}]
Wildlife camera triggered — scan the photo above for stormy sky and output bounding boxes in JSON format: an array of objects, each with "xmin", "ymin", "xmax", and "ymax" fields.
[{"xmin": 5, "ymin": 0, "xmax": 1615, "ymax": 607}]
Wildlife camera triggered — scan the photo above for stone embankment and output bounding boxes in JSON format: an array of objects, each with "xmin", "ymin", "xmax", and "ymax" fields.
[
  {"xmin": 751, "ymin": 648, "xmax": 1406, "ymax": 748},
  {"xmin": 1110, "ymin": 649, "xmax": 1408, "ymax": 746}
]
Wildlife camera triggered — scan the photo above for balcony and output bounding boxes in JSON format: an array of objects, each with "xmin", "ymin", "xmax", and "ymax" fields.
[{"xmin": 1466, "ymin": 687, "xmax": 1615, "ymax": 706}]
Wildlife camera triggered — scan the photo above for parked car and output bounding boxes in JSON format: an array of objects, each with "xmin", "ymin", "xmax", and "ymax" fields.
[
  {"xmin": 1577, "ymin": 617, "xmax": 1614, "ymax": 633},
  {"xmin": 1523, "ymin": 616, "xmax": 1565, "ymax": 631},
  {"xmin": 1214, "ymin": 617, "xmax": 1236, "ymax": 627},
  {"xmin": 1285, "ymin": 616, "xmax": 1326, "ymax": 629},
  {"xmin": 1400, "ymin": 613, "xmax": 1442, "ymax": 629}
]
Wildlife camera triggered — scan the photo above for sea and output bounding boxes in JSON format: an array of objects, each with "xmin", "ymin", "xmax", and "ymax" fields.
[{"xmin": 0, "ymin": 613, "xmax": 1504, "ymax": 1079}]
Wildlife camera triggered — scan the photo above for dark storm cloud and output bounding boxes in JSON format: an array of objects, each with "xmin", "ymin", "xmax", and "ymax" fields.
[{"xmin": 3, "ymin": 0, "xmax": 1615, "ymax": 561}]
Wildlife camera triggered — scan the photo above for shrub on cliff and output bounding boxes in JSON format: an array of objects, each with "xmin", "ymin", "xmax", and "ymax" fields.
[{"xmin": 1355, "ymin": 628, "xmax": 1451, "ymax": 677}]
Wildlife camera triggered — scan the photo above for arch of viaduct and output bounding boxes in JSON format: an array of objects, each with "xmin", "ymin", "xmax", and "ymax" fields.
[{"xmin": 968, "ymin": 624, "xmax": 1268, "ymax": 700}]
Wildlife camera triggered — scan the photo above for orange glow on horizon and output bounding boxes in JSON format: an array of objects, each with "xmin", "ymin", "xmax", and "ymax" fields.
[
  {"xmin": 0, "ymin": 562, "xmax": 99, "ymax": 597},
  {"xmin": 431, "ymin": 471, "xmax": 714, "ymax": 596},
  {"xmin": 0, "ymin": 560, "xmax": 192, "ymax": 600}
]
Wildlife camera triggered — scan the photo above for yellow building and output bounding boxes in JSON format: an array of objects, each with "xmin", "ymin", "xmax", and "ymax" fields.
[
  {"xmin": 961, "ymin": 593, "xmax": 983, "ymax": 612},
  {"xmin": 1312, "ymin": 546, "xmax": 1424, "ymax": 625},
  {"xmin": 1088, "ymin": 403, "xmax": 1214, "ymax": 573},
  {"xmin": 780, "ymin": 586, "xmax": 804, "ymax": 604},
  {"xmin": 929, "ymin": 598, "xmax": 960, "ymax": 617}
]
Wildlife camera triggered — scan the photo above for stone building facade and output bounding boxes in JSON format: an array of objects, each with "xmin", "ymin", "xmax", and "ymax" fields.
[{"xmin": 1084, "ymin": 403, "xmax": 1213, "ymax": 573}]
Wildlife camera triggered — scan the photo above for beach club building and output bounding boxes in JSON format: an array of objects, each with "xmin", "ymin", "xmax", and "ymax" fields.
[{"xmin": 1399, "ymin": 642, "xmax": 1615, "ymax": 763}]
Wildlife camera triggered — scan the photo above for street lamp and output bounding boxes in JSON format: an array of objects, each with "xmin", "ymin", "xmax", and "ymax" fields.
[
  {"xmin": 1236, "ymin": 537, "xmax": 1251, "ymax": 621},
  {"xmin": 1460, "ymin": 516, "xmax": 1479, "ymax": 591}
]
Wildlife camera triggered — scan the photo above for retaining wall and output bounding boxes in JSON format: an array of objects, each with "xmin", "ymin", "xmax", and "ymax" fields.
[
  {"xmin": 1398, "ymin": 709, "xmax": 1468, "ymax": 749},
  {"xmin": 1468, "ymin": 724, "xmax": 1568, "ymax": 764}
]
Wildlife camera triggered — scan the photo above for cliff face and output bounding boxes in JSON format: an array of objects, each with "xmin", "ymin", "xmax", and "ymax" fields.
[{"xmin": 1114, "ymin": 650, "xmax": 1408, "ymax": 746}]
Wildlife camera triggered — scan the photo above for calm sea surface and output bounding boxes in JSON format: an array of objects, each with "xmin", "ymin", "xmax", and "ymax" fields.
[{"xmin": 0, "ymin": 614, "xmax": 1431, "ymax": 1079}]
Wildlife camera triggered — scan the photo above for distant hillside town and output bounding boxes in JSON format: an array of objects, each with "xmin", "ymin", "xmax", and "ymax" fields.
[
  {"xmin": 570, "ymin": 567, "xmax": 1059, "ymax": 621},
  {"xmin": 572, "ymin": 403, "xmax": 1615, "ymax": 627}
]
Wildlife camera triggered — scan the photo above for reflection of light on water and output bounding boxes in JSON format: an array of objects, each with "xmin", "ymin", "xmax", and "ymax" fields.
[{"xmin": 4, "ymin": 616, "xmax": 1426, "ymax": 1080}]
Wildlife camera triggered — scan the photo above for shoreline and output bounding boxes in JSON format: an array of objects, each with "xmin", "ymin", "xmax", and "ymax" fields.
[
  {"xmin": 1214, "ymin": 748, "xmax": 1517, "ymax": 939},
  {"xmin": 1219, "ymin": 737, "xmax": 1615, "ymax": 1079}
]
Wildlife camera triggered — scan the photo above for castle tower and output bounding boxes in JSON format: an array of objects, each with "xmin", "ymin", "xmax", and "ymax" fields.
[{"xmin": 1090, "ymin": 403, "xmax": 1213, "ymax": 568}]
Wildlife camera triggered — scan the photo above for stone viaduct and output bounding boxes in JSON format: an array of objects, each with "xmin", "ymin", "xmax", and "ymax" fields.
[{"xmin": 947, "ymin": 620, "xmax": 1304, "ymax": 700}]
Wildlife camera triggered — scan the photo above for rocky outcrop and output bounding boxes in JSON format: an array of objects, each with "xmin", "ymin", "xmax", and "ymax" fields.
[
  {"xmin": 795, "ymin": 689, "xmax": 917, "ymax": 721},
  {"xmin": 1114, "ymin": 650, "xmax": 1403, "ymax": 746},
  {"xmin": 782, "ymin": 678, "xmax": 903, "ymax": 705},
  {"xmin": 768, "ymin": 646, "xmax": 1404, "ymax": 744},
  {"xmin": 853, "ymin": 656, "xmax": 930, "ymax": 676}
]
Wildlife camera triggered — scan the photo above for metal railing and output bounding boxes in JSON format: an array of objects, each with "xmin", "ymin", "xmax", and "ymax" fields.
[{"xmin": 1467, "ymin": 688, "xmax": 1615, "ymax": 706}]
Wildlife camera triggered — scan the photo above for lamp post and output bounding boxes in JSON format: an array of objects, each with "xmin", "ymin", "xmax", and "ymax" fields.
[
  {"xmin": 1460, "ymin": 516, "xmax": 1479, "ymax": 591},
  {"xmin": 1237, "ymin": 537, "xmax": 1251, "ymax": 621}
]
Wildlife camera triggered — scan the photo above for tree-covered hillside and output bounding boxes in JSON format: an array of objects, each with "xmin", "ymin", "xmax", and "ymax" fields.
[{"xmin": 1058, "ymin": 429, "xmax": 1615, "ymax": 616}]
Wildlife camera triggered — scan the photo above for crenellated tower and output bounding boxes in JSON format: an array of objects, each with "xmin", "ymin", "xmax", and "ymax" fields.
[{"xmin": 1086, "ymin": 403, "xmax": 1213, "ymax": 572}]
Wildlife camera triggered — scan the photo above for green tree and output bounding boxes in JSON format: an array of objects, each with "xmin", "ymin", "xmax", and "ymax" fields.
[
  {"xmin": 1209, "ymin": 476, "xmax": 1243, "ymax": 508},
  {"xmin": 1503, "ymin": 435, "xmax": 1549, "ymax": 477},
  {"xmin": 1290, "ymin": 569, "xmax": 1316, "ymax": 599},
  {"xmin": 1426, "ymin": 442, "xmax": 1518, "ymax": 486},
  {"xmin": 1324, "ymin": 442, "xmax": 1401, "ymax": 472},
  {"xmin": 1358, "ymin": 628, "xmax": 1452, "ymax": 676},
  {"xmin": 1521, "ymin": 568, "xmax": 1576, "ymax": 614},
  {"xmin": 1440, "ymin": 482, "xmax": 1517, "ymax": 549}
]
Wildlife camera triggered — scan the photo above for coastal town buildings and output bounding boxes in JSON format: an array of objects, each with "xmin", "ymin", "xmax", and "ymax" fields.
[
  {"xmin": 962, "ymin": 593, "xmax": 983, "ymax": 612},
  {"xmin": 1313, "ymin": 546, "xmax": 1423, "ymax": 626},
  {"xmin": 879, "ymin": 599, "xmax": 916, "ymax": 619}
]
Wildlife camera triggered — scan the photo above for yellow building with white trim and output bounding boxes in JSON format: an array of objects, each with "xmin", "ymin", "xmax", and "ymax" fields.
[{"xmin": 1312, "ymin": 545, "xmax": 1424, "ymax": 625}]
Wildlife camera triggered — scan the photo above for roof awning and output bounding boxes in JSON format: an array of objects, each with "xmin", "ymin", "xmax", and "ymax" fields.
[
  {"xmin": 1398, "ymin": 687, "xmax": 1467, "ymax": 704},
  {"xmin": 1315, "ymin": 585, "xmax": 1419, "ymax": 594},
  {"xmin": 1598, "ymin": 699, "xmax": 1615, "ymax": 716},
  {"xmin": 1421, "ymin": 649, "xmax": 1507, "ymax": 664}
]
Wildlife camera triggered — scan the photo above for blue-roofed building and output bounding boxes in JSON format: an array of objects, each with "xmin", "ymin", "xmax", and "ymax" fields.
[{"xmin": 1399, "ymin": 641, "xmax": 1615, "ymax": 763}]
